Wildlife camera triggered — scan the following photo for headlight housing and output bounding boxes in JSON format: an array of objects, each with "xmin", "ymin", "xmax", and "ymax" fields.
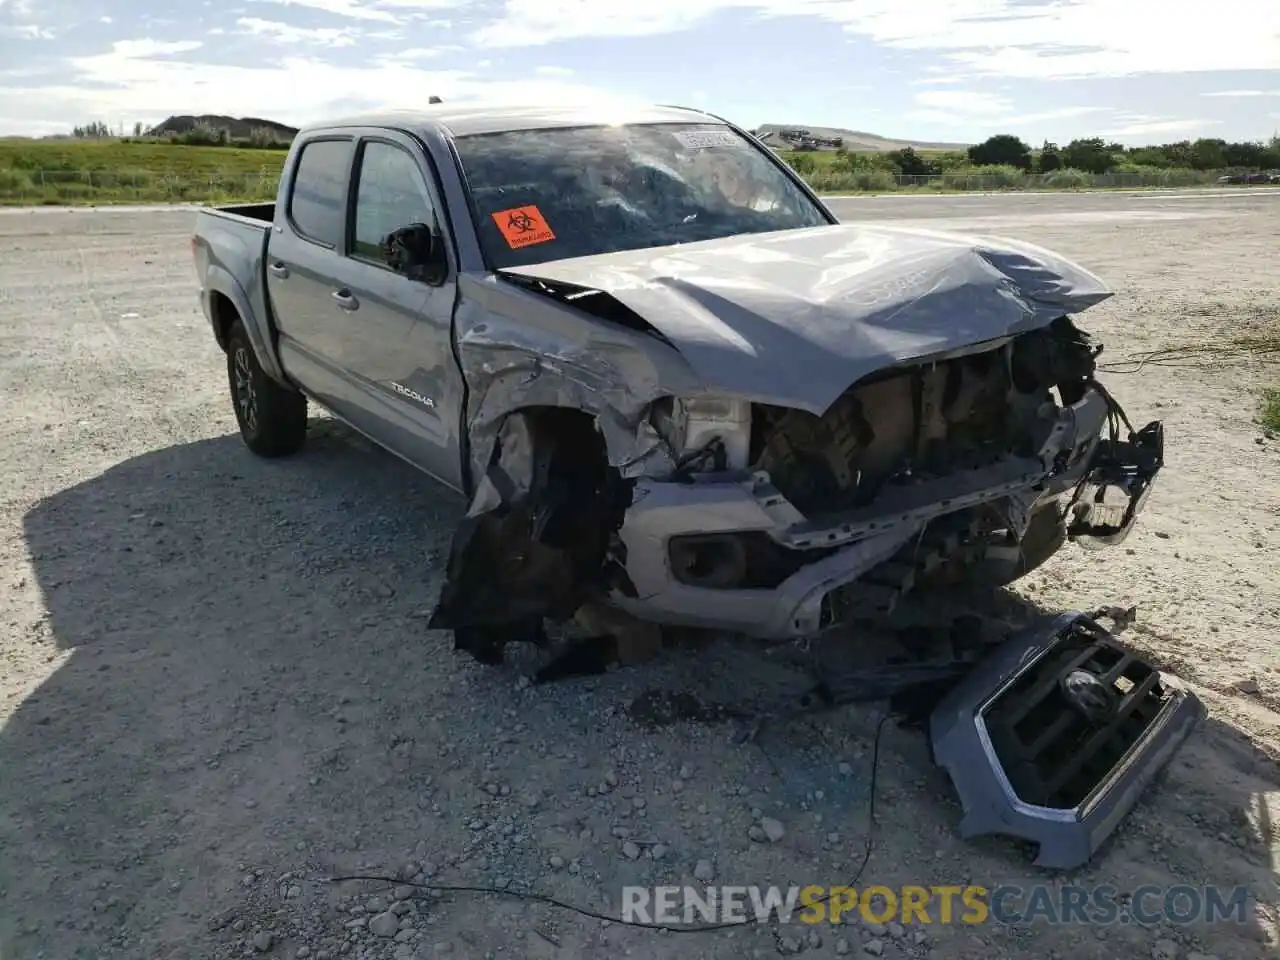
[{"xmin": 650, "ymin": 395, "xmax": 752, "ymax": 471}]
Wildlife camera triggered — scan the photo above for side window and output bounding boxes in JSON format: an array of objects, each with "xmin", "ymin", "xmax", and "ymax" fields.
[
  {"xmin": 351, "ymin": 141, "xmax": 439, "ymax": 266},
  {"xmin": 288, "ymin": 138, "xmax": 353, "ymax": 247}
]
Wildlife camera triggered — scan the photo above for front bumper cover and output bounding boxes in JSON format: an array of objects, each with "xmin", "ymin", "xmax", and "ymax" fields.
[
  {"xmin": 929, "ymin": 611, "xmax": 1205, "ymax": 870},
  {"xmin": 611, "ymin": 386, "xmax": 1137, "ymax": 638}
]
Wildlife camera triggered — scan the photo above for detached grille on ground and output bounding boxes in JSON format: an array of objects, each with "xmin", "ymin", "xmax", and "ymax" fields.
[
  {"xmin": 929, "ymin": 611, "xmax": 1205, "ymax": 869},
  {"xmin": 982, "ymin": 620, "xmax": 1169, "ymax": 809}
]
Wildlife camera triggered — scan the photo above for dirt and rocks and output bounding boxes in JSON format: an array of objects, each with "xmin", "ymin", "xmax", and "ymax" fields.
[{"xmin": 1, "ymin": 191, "xmax": 1278, "ymax": 960}]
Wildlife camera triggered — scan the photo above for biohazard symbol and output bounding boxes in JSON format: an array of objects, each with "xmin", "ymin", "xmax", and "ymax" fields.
[{"xmin": 492, "ymin": 204, "xmax": 556, "ymax": 249}]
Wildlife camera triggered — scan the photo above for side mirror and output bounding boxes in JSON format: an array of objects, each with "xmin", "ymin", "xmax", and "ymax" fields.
[{"xmin": 381, "ymin": 221, "xmax": 448, "ymax": 285}]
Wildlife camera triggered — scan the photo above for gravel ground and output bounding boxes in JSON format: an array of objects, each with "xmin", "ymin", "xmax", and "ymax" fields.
[{"xmin": 1, "ymin": 192, "xmax": 1278, "ymax": 960}]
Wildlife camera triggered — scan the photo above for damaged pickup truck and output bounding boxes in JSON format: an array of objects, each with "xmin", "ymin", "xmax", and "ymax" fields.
[{"xmin": 193, "ymin": 103, "xmax": 1199, "ymax": 867}]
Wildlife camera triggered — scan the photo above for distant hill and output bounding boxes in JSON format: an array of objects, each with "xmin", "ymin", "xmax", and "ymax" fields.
[
  {"xmin": 754, "ymin": 123, "xmax": 970, "ymax": 153},
  {"xmin": 147, "ymin": 115, "xmax": 298, "ymax": 140},
  {"xmin": 130, "ymin": 115, "xmax": 957, "ymax": 152}
]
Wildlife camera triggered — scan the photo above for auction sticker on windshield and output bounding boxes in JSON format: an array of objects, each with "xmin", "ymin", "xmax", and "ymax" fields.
[
  {"xmin": 492, "ymin": 205, "xmax": 556, "ymax": 249},
  {"xmin": 672, "ymin": 129, "xmax": 741, "ymax": 149}
]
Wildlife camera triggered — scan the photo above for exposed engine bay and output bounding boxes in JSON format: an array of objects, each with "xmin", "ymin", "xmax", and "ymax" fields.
[
  {"xmin": 632, "ymin": 315, "xmax": 1161, "ymax": 619},
  {"xmin": 749, "ymin": 315, "xmax": 1097, "ymax": 517}
]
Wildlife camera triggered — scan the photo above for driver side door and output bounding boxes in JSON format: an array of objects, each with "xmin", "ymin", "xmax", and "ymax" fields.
[{"xmin": 326, "ymin": 131, "xmax": 465, "ymax": 492}]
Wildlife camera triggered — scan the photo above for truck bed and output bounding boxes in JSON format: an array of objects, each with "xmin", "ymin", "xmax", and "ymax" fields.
[
  {"xmin": 192, "ymin": 202, "xmax": 278, "ymax": 372},
  {"xmin": 203, "ymin": 201, "xmax": 275, "ymax": 225}
]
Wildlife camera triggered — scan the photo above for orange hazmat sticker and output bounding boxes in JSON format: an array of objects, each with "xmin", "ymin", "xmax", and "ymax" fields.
[{"xmin": 492, "ymin": 205, "xmax": 556, "ymax": 249}]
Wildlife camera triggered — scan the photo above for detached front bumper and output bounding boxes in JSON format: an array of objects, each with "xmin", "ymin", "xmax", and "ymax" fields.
[
  {"xmin": 929, "ymin": 611, "xmax": 1204, "ymax": 869},
  {"xmin": 612, "ymin": 386, "xmax": 1158, "ymax": 639}
]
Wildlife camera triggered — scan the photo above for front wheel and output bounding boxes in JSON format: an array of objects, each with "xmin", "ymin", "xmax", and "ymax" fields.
[{"xmin": 226, "ymin": 320, "xmax": 307, "ymax": 457}]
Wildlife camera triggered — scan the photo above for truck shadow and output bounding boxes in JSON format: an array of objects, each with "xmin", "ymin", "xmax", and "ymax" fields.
[{"xmin": 4, "ymin": 419, "xmax": 1277, "ymax": 957}]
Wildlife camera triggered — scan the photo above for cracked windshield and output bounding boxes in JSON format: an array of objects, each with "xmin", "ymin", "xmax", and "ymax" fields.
[{"xmin": 453, "ymin": 122, "xmax": 830, "ymax": 268}]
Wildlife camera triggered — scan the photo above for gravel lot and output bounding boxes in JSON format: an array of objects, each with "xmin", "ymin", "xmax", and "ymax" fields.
[{"xmin": 1, "ymin": 191, "xmax": 1278, "ymax": 960}]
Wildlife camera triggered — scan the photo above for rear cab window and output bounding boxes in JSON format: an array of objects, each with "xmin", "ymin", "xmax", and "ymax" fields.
[
  {"xmin": 287, "ymin": 137, "xmax": 355, "ymax": 247},
  {"xmin": 451, "ymin": 122, "xmax": 830, "ymax": 270}
]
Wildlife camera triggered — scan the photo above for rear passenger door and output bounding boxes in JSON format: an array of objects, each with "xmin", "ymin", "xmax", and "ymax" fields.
[{"xmin": 326, "ymin": 133, "xmax": 465, "ymax": 491}]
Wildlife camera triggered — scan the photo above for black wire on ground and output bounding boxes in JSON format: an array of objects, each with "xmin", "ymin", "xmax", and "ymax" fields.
[
  {"xmin": 324, "ymin": 712, "xmax": 892, "ymax": 935},
  {"xmin": 1096, "ymin": 339, "xmax": 1280, "ymax": 374}
]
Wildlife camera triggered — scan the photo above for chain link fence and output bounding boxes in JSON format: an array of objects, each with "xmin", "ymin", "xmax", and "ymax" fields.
[
  {"xmin": 803, "ymin": 169, "xmax": 1242, "ymax": 193},
  {"xmin": 0, "ymin": 165, "xmax": 1269, "ymax": 205}
]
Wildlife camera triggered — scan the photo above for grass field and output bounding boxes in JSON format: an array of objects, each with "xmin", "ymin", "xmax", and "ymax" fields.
[
  {"xmin": 1, "ymin": 138, "xmax": 1248, "ymax": 205},
  {"xmin": 0, "ymin": 139, "xmax": 287, "ymax": 205}
]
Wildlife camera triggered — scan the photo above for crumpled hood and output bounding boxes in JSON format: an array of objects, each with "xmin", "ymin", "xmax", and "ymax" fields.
[{"xmin": 497, "ymin": 222, "xmax": 1112, "ymax": 414}]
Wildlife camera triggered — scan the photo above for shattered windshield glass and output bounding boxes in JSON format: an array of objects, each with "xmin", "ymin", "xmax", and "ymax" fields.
[{"xmin": 452, "ymin": 122, "xmax": 831, "ymax": 269}]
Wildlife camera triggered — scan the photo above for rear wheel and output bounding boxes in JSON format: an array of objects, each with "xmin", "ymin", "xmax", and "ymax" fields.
[{"xmin": 226, "ymin": 320, "xmax": 307, "ymax": 457}]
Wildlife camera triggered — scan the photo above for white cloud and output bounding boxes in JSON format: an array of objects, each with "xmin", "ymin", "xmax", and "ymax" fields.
[
  {"xmin": 0, "ymin": 23, "xmax": 52, "ymax": 38},
  {"xmin": 235, "ymin": 17, "xmax": 359, "ymax": 46},
  {"xmin": 378, "ymin": 46, "xmax": 465, "ymax": 62},
  {"xmin": 0, "ymin": 36, "xmax": 634, "ymax": 136},
  {"xmin": 472, "ymin": 0, "xmax": 718, "ymax": 45},
  {"xmin": 1101, "ymin": 117, "xmax": 1223, "ymax": 136},
  {"xmin": 905, "ymin": 89, "xmax": 1104, "ymax": 130},
  {"xmin": 112, "ymin": 39, "xmax": 204, "ymax": 58},
  {"xmin": 472, "ymin": 0, "xmax": 1280, "ymax": 79},
  {"xmin": 534, "ymin": 65, "xmax": 574, "ymax": 77},
  {"xmin": 1202, "ymin": 89, "xmax": 1280, "ymax": 98},
  {"xmin": 0, "ymin": 0, "xmax": 50, "ymax": 37},
  {"xmin": 245, "ymin": 0, "xmax": 464, "ymax": 22},
  {"xmin": 1003, "ymin": 106, "xmax": 1106, "ymax": 124},
  {"xmin": 912, "ymin": 90, "xmax": 1011, "ymax": 115},
  {"xmin": 245, "ymin": 0, "xmax": 400, "ymax": 23},
  {"xmin": 375, "ymin": 0, "xmax": 467, "ymax": 7}
]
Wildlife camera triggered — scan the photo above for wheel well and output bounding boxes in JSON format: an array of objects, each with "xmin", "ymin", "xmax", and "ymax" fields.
[
  {"xmin": 210, "ymin": 291, "xmax": 239, "ymax": 352},
  {"xmin": 518, "ymin": 406, "xmax": 607, "ymax": 471},
  {"xmin": 433, "ymin": 403, "xmax": 634, "ymax": 656}
]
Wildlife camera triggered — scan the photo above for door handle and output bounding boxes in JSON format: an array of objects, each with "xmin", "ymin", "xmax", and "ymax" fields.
[
  {"xmin": 268, "ymin": 262, "xmax": 289, "ymax": 279},
  {"xmin": 331, "ymin": 289, "xmax": 360, "ymax": 311}
]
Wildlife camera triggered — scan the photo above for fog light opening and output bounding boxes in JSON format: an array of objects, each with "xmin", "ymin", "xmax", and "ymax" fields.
[{"xmin": 669, "ymin": 535, "xmax": 749, "ymax": 589}]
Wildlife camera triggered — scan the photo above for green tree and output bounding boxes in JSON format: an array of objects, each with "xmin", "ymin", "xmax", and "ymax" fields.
[
  {"xmin": 1159, "ymin": 141, "xmax": 1195, "ymax": 167},
  {"xmin": 887, "ymin": 146, "xmax": 938, "ymax": 177},
  {"xmin": 72, "ymin": 121, "xmax": 113, "ymax": 139},
  {"xmin": 1060, "ymin": 138, "xmax": 1114, "ymax": 174},
  {"xmin": 1188, "ymin": 138, "xmax": 1226, "ymax": 170},
  {"xmin": 1037, "ymin": 141, "xmax": 1063, "ymax": 173},
  {"xmin": 1126, "ymin": 147, "xmax": 1174, "ymax": 167},
  {"xmin": 1221, "ymin": 141, "xmax": 1266, "ymax": 167},
  {"xmin": 967, "ymin": 134, "xmax": 1032, "ymax": 170},
  {"xmin": 786, "ymin": 153, "xmax": 817, "ymax": 175}
]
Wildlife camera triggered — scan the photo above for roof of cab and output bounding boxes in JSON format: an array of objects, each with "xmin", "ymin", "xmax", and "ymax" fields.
[{"xmin": 311, "ymin": 102, "xmax": 725, "ymax": 138}]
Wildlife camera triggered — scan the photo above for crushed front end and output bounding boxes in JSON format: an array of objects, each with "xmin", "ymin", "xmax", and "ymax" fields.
[
  {"xmin": 611, "ymin": 316, "xmax": 1165, "ymax": 637},
  {"xmin": 929, "ymin": 610, "xmax": 1205, "ymax": 869}
]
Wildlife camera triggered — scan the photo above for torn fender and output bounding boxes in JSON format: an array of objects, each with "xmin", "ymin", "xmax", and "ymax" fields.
[{"xmin": 452, "ymin": 273, "xmax": 704, "ymax": 510}]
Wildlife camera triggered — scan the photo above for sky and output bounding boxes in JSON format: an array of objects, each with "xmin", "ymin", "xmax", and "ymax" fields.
[{"xmin": 0, "ymin": 0, "xmax": 1278, "ymax": 145}]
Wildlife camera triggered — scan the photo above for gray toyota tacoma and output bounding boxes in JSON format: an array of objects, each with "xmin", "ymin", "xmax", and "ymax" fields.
[{"xmin": 192, "ymin": 102, "xmax": 1200, "ymax": 868}]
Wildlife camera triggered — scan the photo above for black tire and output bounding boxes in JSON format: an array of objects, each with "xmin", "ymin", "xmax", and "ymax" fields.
[{"xmin": 226, "ymin": 320, "xmax": 307, "ymax": 457}]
